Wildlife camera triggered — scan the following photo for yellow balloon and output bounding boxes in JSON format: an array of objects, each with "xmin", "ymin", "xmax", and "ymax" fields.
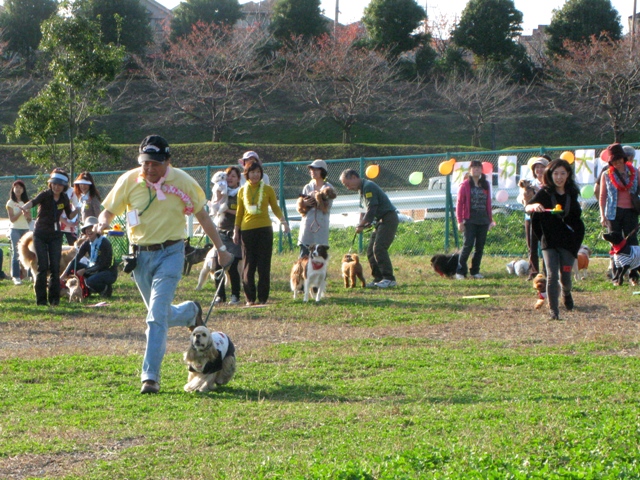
[
  {"xmin": 560, "ymin": 151, "xmax": 575, "ymax": 163},
  {"xmin": 365, "ymin": 164, "xmax": 380, "ymax": 179},
  {"xmin": 438, "ymin": 158, "xmax": 455, "ymax": 176}
]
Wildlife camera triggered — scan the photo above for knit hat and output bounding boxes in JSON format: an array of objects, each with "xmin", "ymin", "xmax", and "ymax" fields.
[{"xmin": 138, "ymin": 135, "xmax": 171, "ymax": 164}]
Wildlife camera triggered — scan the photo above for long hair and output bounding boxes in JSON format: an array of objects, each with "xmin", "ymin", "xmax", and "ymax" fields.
[
  {"xmin": 468, "ymin": 162, "xmax": 490, "ymax": 190},
  {"xmin": 73, "ymin": 171, "xmax": 101, "ymax": 201},
  {"xmin": 543, "ymin": 159, "xmax": 579, "ymax": 197},
  {"xmin": 10, "ymin": 180, "xmax": 29, "ymax": 202}
]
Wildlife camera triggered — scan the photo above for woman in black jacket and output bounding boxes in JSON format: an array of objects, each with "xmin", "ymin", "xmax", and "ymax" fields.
[{"xmin": 525, "ymin": 159, "xmax": 585, "ymax": 320}]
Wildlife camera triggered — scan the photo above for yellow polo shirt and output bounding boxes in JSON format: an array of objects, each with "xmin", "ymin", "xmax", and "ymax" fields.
[{"xmin": 102, "ymin": 166, "xmax": 206, "ymax": 246}]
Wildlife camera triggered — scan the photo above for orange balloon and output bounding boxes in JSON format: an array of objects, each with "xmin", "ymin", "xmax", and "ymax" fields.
[
  {"xmin": 439, "ymin": 158, "xmax": 455, "ymax": 176},
  {"xmin": 365, "ymin": 164, "xmax": 380, "ymax": 179},
  {"xmin": 560, "ymin": 151, "xmax": 575, "ymax": 163}
]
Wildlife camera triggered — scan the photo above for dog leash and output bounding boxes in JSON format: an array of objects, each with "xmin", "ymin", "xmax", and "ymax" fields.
[
  {"xmin": 347, "ymin": 231, "xmax": 358, "ymax": 254},
  {"xmin": 203, "ymin": 266, "xmax": 228, "ymax": 326}
]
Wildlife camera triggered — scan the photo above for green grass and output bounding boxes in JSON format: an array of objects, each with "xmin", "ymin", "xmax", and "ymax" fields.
[{"xmin": 1, "ymin": 253, "xmax": 639, "ymax": 478}]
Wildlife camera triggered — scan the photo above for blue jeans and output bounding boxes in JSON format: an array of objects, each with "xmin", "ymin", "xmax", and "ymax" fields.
[
  {"xmin": 132, "ymin": 241, "xmax": 198, "ymax": 384},
  {"xmin": 9, "ymin": 228, "xmax": 29, "ymax": 279}
]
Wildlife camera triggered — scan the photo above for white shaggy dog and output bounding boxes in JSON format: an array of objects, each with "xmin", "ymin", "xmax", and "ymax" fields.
[
  {"xmin": 208, "ymin": 171, "xmax": 229, "ymax": 223},
  {"xmin": 290, "ymin": 244, "xmax": 330, "ymax": 302},
  {"xmin": 195, "ymin": 247, "xmax": 243, "ymax": 292},
  {"xmin": 184, "ymin": 326, "xmax": 236, "ymax": 393},
  {"xmin": 506, "ymin": 259, "xmax": 529, "ymax": 277}
]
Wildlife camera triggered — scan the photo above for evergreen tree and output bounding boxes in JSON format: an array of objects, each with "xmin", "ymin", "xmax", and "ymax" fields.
[
  {"xmin": 362, "ymin": 0, "xmax": 426, "ymax": 58},
  {"xmin": 170, "ymin": 0, "xmax": 244, "ymax": 42},
  {"xmin": 545, "ymin": 0, "xmax": 621, "ymax": 56},
  {"xmin": 0, "ymin": 0, "xmax": 58, "ymax": 62},
  {"xmin": 270, "ymin": 0, "xmax": 327, "ymax": 44}
]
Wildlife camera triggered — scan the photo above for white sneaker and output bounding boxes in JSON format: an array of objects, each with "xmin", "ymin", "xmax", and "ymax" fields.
[
  {"xmin": 366, "ymin": 281, "xmax": 379, "ymax": 288},
  {"xmin": 375, "ymin": 279, "xmax": 397, "ymax": 288},
  {"xmin": 228, "ymin": 295, "xmax": 241, "ymax": 305},
  {"xmin": 471, "ymin": 274, "xmax": 484, "ymax": 279},
  {"xmin": 12, "ymin": 278, "xmax": 22, "ymax": 285},
  {"xmin": 455, "ymin": 274, "xmax": 465, "ymax": 280},
  {"xmin": 214, "ymin": 296, "xmax": 222, "ymax": 306}
]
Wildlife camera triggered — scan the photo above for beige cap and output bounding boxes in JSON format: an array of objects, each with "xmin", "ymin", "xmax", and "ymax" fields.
[{"xmin": 308, "ymin": 159, "xmax": 327, "ymax": 170}]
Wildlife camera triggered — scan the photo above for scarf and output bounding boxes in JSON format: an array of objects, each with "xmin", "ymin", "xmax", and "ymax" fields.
[
  {"xmin": 143, "ymin": 167, "xmax": 169, "ymax": 200},
  {"xmin": 227, "ymin": 185, "xmax": 240, "ymax": 197},
  {"xmin": 137, "ymin": 166, "xmax": 194, "ymax": 215}
]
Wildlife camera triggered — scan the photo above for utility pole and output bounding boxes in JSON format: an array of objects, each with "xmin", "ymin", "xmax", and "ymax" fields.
[
  {"xmin": 633, "ymin": 0, "xmax": 638, "ymax": 52},
  {"xmin": 334, "ymin": 0, "xmax": 339, "ymax": 36}
]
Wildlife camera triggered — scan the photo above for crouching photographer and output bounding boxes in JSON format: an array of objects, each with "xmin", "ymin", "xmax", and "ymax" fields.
[{"xmin": 61, "ymin": 216, "xmax": 118, "ymax": 298}]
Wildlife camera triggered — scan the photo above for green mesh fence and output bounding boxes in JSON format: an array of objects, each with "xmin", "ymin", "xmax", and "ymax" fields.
[{"xmin": 1, "ymin": 143, "xmax": 633, "ymax": 258}]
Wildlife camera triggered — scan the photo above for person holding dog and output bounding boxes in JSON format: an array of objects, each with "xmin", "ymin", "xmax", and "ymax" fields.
[
  {"xmin": 526, "ymin": 159, "xmax": 585, "ymax": 320},
  {"xmin": 297, "ymin": 159, "xmax": 337, "ymax": 257},
  {"xmin": 6, "ymin": 180, "xmax": 32, "ymax": 285},
  {"xmin": 19, "ymin": 169, "xmax": 79, "ymax": 306},
  {"xmin": 339, "ymin": 169, "xmax": 398, "ymax": 288},
  {"xmin": 61, "ymin": 216, "xmax": 117, "ymax": 298},
  {"xmin": 97, "ymin": 135, "xmax": 233, "ymax": 394},
  {"xmin": 599, "ymin": 143, "xmax": 640, "ymax": 284},
  {"xmin": 233, "ymin": 160, "xmax": 289, "ymax": 305},
  {"xmin": 455, "ymin": 160, "xmax": 495, "ymax": 280}
]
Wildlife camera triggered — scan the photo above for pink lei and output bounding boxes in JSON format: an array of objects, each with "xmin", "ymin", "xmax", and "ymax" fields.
[{"xmin": 162, "ymin": 184, "xmax": 194, "ymax": 215}]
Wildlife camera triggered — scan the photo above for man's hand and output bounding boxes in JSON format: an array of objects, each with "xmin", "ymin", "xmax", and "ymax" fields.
[{"xmin": 217, "ymin": 249, "xmax": 233, "ymax": 268}]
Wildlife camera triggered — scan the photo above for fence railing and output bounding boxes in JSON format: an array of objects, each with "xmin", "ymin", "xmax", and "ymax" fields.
[{"xmin": 1, "ymin": 143, "xmax": 634, "ymax": 257}]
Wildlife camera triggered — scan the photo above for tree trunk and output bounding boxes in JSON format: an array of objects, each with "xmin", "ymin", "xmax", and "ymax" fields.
[{"xmin": 471, "ymin": 126, "xmax": 482, "ymax": 148}]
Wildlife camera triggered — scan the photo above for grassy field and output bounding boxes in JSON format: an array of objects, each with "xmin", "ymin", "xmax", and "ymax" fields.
[{"xmin": 1, "ymin": 251, "xmax": 640, "ymax": 479}]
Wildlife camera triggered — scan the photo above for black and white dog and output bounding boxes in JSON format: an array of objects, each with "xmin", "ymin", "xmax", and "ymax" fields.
[
  {"xmin": 430, "ymin": 253, "xmax": 460, "ymax": 278},
  {"xmin": 603, "ymin": 231, "xmax": 640, "ymax": 286},
  {"xmin": 290, "ymin": 244, "xmax": 330, "ymax": 302}
]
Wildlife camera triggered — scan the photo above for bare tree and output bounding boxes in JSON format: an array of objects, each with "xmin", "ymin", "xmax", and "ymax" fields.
[
  {"xmin": 0, "ymin": 36, "xmax": 30, "ymax": 112},
  {"xmin": 434, "ymin": 68, "xmax": 526, "ymax": 147},
  {"xmin": 282, "ymin": 24, "xmax": 425, "ymax": 144},
  {"xmin": 136, "ymin": 22, "xmax": 280, "ymax": 143},
  {"xmin": 548, "ymin": 35, "xmax": 640, "ymax": 142}
]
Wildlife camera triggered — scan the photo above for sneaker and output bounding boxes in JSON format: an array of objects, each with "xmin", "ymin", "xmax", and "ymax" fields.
[
  {"xmin": 214, "ymin": 296, "xmax": 223, "ymax": 306},
  {"xmin": 246, "ymin": 301, "xmax": 255, "ymax": 307},
  {"xmin": 12, "ymin": 278, "xmax": 22, "ymax": 285},
  {"xmin": 140, "ymin": 380, "xmax": 160, "ymax": 394},
  {"xmin": 471, "ymin": 274, "xmax": 484, "ymax": 279},
  {"xmin": 455, "ymin": 274, "xmax": 465, "ymax": 280},
  {"xmin": 228, "ymin": 295, "xmax": 241, "ymax": 305},
  {"xmin": 563, "ymin": 293, "xmax": 574, "ymax": 311},
  {"xmin": 375, "ymin": 279, "xmax": 397, "ymax": 288},
  {"xmin": 189, "ymin": 301, "xmax": 204, "ymax": 332},
  {"xmin": 366, "ymin": 281, "xmax": 380, "ymax": 288}
]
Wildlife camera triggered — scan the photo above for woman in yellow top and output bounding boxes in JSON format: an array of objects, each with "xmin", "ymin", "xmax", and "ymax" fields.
[{"xmin": 234, "ymin": 161, "xmax": 289, "ymax": 305}]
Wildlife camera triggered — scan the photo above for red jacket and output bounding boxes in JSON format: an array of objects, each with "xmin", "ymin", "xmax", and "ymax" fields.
[{"xmin": 456, "ymin": 179, "xmax": 493, "ymax": 224}]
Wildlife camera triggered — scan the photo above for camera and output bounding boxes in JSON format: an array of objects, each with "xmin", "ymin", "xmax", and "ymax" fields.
[{"xmin": 121, "ymin": 254, "xmax": 138, "ymax": 273}]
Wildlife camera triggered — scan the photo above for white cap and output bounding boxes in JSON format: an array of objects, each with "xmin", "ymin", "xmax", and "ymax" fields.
[
  {"xmin": 242, "ymin": 151, "xmax": 259, "ymax": 161},
  {"xmin": 308, "ymin": 159, "xmax": 327, "ymax": 170}
]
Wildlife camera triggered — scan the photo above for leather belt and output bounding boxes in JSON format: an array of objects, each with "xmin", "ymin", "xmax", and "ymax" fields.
[{"xmin": 134, "ymin": 239, "xmax": 182, "ymax": 252}]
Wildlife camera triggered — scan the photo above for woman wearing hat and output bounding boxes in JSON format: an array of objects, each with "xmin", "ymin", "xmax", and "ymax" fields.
[
  {"xmin": 61, "ymin": 216, "xmax": 118, "ymax": 298},
  {"xmin": 73, "ymin": 171, "xmax": 102, "ymax": 222},
  {"xmin": 522, "ymin": 156, "xmax": 549, "ymax": 280},
  {"xmin": 296, "ymin": 159, "xmax": 337, "ymax": 257},
  {"xmin": 599, "ymin": 143, "xmax": 640, "ymax": 283},
  {"xmin": 239, "ymin": 151, "xmax": 270, "ymax": 186},
  {"xmin": 20, "ymin": 168, "xmax": 79, "ymax": 306},
  {"xmin": 6, "ymin": 180, "xmax": 31, "ymax": 285},
  {"xmin": 455, "ymin": 160, "xmax": 494, "ymax": 280}
]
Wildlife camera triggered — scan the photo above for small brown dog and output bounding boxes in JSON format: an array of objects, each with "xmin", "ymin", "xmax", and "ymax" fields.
[
  {"xmin": 341, "ymin": 253, "xmax": 366, "ymax": 288},
  {"xmin": 66, "ymin": 275, "xmax": 83, "ymax": 303},
  {"xmin": 517, "ymin": 179, "xmax": 536, "ymax": 206},
  {"xmin": 297, "ymin": 186, "xmax": 337, "ymax": 215},
  {"xmin": 533, "ymin": 274, "xmax": 547, "ymax": 309}
]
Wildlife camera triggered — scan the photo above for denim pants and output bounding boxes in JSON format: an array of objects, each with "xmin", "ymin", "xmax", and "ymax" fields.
[
  {"xmin": 85, "ymin": 269, "xmax": 118, "ymax": 294},
  {"xmin": 457, "ymin": 222, "xmax": 489, "ymax": 276},
  {"xmin": 542, "ymin": 247, "xmax": 574, "ymax": 316},
  {"xmin": 33, "ymin": 231, "xmax": 64, "ymax": 305},
  {"xmin": 9, "ymin": 228, "xmax": 29, "ymax": 279},
  {"xmin": 132, "ymin": 241, "xmax": 198, "ymax": 384}
]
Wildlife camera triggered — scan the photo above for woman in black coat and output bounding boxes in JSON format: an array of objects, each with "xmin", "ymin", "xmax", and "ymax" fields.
[{"xmin": 525, "ymin": 159, "xmax": 585, "ymax": 320}]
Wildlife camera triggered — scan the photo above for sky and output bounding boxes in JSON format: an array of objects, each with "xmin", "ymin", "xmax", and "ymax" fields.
[{"xmin": 158, "ymin": 0, "xmax": 637, "ymax": 36}]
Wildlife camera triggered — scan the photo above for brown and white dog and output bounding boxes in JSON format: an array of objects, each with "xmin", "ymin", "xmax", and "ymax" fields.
[
  {"xmin": 533, "ymin": 274, "xmax": 547, "ymax": 309},
  {"xmin": 296, "ymin": 186, "xmax": 337, "ymax": 215},
  {"xmin": 290, "ymin": 244, "xmax": 330, "ymax": 302},
  {"xmin": 18, "ymin": 231, "xmax": 86, "ymax": 277},
  {"xmin": 184, "ymin": 326, "xmax": 236, "ymax": 393},
  {"xmin": 573, "ymin": 245, "xmax": 591, "ymax": 281},
  {"xmin": 341, "ymin": 253, "xmax": 366, "ymax": 288},
  {"xmin": 66, "ymin": 275, "xmax": 83, "ymax": 303},
  {"xmin": 195, "ymin": 246, "xmax": 243, "ymax": 291}
]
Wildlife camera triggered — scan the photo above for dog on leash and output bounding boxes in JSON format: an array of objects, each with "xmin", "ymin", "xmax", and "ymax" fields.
[
  {"xmin": 183, "ymin": 238, "xmax": 213, "ymax": 275},
  {"xmin": 290, "ymin": 244, "xmax": 330, "ymax": 302},
  {"xmin": 195, "ymin": 246, "xmax": 243, "ymax": 291},
  {"xmin": 603, "ymin": 231, "xmax": 640, "ymax": 286},
  {"xmin": 341, "ymin": 253, "xmax": 366, "ymax": 288},
  {"xmin": 66, "ymin": 275, "xmax": 83, "ymax": 303},
  {"xmin": 430, "ymin": 253, "xmax": 460, "ymax": 278},
  {"xmin": 18, "ymin": 231, "xmax": 86, "ymax": 277},
  {"xmin": 532, "ymin": 274, "xmax": 547, "ymax": 309},
  {"xmin": 208, "ymin": 171, "xmax": 229, "ymax": 223},
  {"xmin": 184, "ymin": 326, "xmax": 236, "ymax": 393},
  {"xmin": 573, "ymin": 245, "xmax": 591, "ymax": 281},
  {"xmin": 506, "ymin": 259, "xmax": 530, "ymax": 277}
]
